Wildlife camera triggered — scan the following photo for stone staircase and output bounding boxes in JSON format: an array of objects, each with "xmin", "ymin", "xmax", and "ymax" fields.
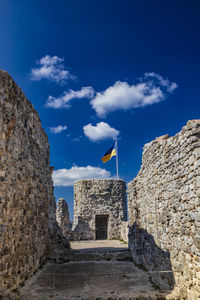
[{"xmin": 18, "ymin": 241, "xmax": 173, "ymax": 300}]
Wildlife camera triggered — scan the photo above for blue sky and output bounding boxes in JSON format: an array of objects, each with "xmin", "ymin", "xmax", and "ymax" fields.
[{"xmin": 1, "ymin": 0, "xmax": 200, "ymax": 219}]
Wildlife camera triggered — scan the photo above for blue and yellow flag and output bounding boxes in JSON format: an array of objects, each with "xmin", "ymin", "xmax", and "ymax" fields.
[{"xmin": 101, "ymin": 143, "xmax": 116, "ymax": 163}]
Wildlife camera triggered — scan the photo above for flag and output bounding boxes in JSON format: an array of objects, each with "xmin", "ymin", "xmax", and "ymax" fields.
[{"xmin": 101, "ymin": 143, "xmax": 116, "ymax": 163}]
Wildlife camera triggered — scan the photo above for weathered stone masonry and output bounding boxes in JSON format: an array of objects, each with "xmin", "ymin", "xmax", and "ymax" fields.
[
  {"xmin": 72, "ymin": 179, "xmax": 127, "ymax": 240},
  {"xmin": 56, "ymin": 197, "xmax": 70, "ymax": 237},
  {"xmin": 0, "ymin": 69, "xmax": 68, "ymax": 293},
  {"xmin": 128, "ymin": 120, "xmax": 200, "ymax": 299}
]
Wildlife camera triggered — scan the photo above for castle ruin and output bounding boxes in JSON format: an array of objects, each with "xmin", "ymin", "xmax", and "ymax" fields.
[{"xmin": 1, "ymin": 68, "xmax": 200, "ymax": 299}]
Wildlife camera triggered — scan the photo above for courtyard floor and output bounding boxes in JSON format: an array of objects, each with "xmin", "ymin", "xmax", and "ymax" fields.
[{"xmin": 70, "ymin": 239, "xmax": 129, "ymax": 251}]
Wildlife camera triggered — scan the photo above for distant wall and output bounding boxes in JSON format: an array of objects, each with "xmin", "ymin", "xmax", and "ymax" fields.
[
  {"xmin": 72, "ymin": 179, "xmax": 127, "ymax": 240},
  {"xmin": 128, "ymin": 120, "xmax": 200, "ymax": 298},
  {"xmin": 0, "ymin": 70, "xmax": 69, "ymax": 293}
]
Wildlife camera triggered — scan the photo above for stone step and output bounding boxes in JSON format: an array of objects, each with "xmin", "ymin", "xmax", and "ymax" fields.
[
  {"xmin": 49, "ymin": 249, "xmax": 132, "ymax": 263},
  {"xmin": 19, "ymin": 261, "xmax": 170, "ymax": 300}
]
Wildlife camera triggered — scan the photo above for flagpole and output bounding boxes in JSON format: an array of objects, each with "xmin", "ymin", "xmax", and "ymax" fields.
[{"xmin": 116, "ymin": 138, "xmax": 119, "ymax": 179}]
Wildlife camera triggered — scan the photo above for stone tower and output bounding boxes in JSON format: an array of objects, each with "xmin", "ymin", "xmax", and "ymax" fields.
[{"xmin": 72, "ymin": 179, "xmax": 127, "ymax": 240}]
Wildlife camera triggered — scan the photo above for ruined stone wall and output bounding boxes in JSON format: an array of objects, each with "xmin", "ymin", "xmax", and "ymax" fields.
[
  {"xmin": 72, "ymin": 179, "xmax": 127, "ymax": 240},
  {"xmin": 120, "ymin": 221, "xmax": 128, "ymax": 243},
  {"xmin": 56, "ymin": 198, "xmax": 70, "ymax": 237},
  {"xmin": 0, "ymin": 70, "xmax": 68, "ymax": 293},
  {"xmin": 128, "ymin": 120, "xmax": 200, "ymax": 299}
]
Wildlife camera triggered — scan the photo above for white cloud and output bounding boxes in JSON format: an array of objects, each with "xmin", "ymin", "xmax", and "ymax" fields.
[
  {"xmin": 50, "ymin": 125, "xmax": 67, "ymax": 134},
  {"xmin": 90, "ymin": 73, "xmax": 177, "ymax": 117},
  {"xmin": 52, "ymin": 165, "xmax": 111, "ymax": 186},
  {"xmin": 83, "ymin": 122, "xmax": 119, "ymax": 142},
  {"xmin": 73, "ymin": 136, "xmax": 82, "ymax": 142},
  {"xmin": 167, "ymin": 82, "xmax": 178, "ymax": 93},
  {"xmin": 46, "ymin": 87, "xmax": 95, "ymax": 109},
  {"xmin": 31, "ymin": 55, "xmax": 75, "ymax": 84},
  {"xmin": 144, "ymin": 72, "xmax": 178, "ymax": 92}
]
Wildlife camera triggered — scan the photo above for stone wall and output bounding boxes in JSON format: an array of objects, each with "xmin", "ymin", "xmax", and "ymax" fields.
[
  {"xmin": 0, "ymin": 69, "xmax": 69, "ymax": 293},
  {"xmin": 72, "ymin": 179, "xmax": 127, "ymax": 240},
  {"xmin": 56, "ymin": 198, "xmax": 70, "ymax": 237},
  {"xmin": 128, "ymin": 120, "xmax": 200, "ymax": 298}
]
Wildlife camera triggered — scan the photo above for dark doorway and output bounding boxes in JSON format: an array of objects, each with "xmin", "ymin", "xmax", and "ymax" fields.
[{"xmin": 95, "ymin": 215, "xmax": 108, "ymax": 240}]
